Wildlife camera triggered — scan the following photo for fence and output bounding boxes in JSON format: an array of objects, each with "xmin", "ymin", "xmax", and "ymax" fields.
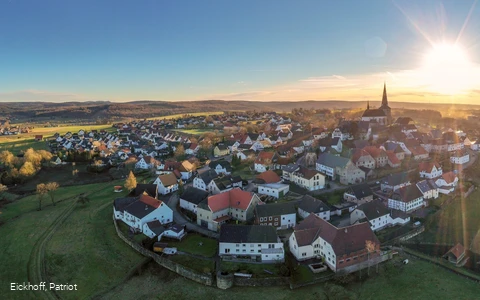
[{"xmin": 113, "ymin": 216, "xmax": 214, "ymax": 286}]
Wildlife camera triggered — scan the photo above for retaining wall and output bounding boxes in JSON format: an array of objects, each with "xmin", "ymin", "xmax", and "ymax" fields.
[{"xmin": 113, "ymin": 217, "xmax": 214, "ymax": 286}]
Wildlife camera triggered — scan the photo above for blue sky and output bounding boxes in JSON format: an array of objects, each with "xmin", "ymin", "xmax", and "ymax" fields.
[{"xmin": 0, "ymin": 0, "xmax": 479, "ymax": 103}]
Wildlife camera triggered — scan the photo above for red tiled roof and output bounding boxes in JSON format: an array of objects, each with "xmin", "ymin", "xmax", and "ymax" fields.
[
  {"xmin": 446, "ymin": 243, "xmax": 465, "ymax": 259},
  {"xmin": 207, "ymin": 188, "xmax": 254, "ymax": 212},
  {"xmin": 139, "ymin": 194, "xmax": 162, "ymax": 208},
  {"xmin": 386, "ymin": 150, "xmax": 400, "ymax": 165},
  {"xmin": 418, "ymin": 161, "xmax": 440, "ymax": 172},
  {"xmin": 255, "ymin": 151, "xmax": 275, "ymax": 164},
  {"xmin": 363, "ymin": 146, "xmax": 386, "ymax": 158},
  {"xmin": 256, "ymin": 170, "xmax": 281, "ymax": 184},
  {"xmin": 351, "ymin": 149, "xmax": 372, "ymax": 163},
  {"xmin": 442, "ymin": 171, "xmax": 457, "ymax": 184}
]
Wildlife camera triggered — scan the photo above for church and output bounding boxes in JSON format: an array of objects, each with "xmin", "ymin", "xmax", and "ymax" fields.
[{"xmin": 361, "ymin": 83, "xmax": 392, "ymax": 125}]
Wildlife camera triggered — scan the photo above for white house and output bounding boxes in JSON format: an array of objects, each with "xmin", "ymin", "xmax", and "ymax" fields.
[
  {"xmin": 350, "ymin": 200, "xmax": 406, "ymax": 231},
  {"xmin": 255, "ymin": 202, "xmax": 296, "ymax": 229},
  {"xmin": 416, "ymin": 180, "xmax": 439, "ymax": 200},
  {"xmin": 450, "ymin": 150, "xmax": 470, "ymax": 165},
  {"xmin": 193, "ymin": 169, "xmax": 218, "ymax": 191},
  {"xmin": 113, "ymin": 194, "xmax": 173, "ymax": 233},
  {"xmin": 418, "ymin": 161, "xmax": 442, "ymax": 179},
  {"xmin": 208, "ymin": 160, "xmax": 232, "ymax": 175},
  {"xmin": 297, "ymin": 195, "xmax": 330, "ymax": 221},
  {"xmin": 179, "ymin": 187, "xmax": 209, "ymax": 213},
  {"xmin": 435, "ymin": 172, "xmax": 458, "ymax": 194},
  {"xmin": 289, "ymin": 214, "xmax": 380, "ymax": 273},
  {"xmin": 219, "ymin": 224, "xmax": 285, "ymax": 263},
  {"xmin": 387, "ymin": 185, "xmax": 424, "ymax": 213},
  {"xmin": 257, "ymin": 183, "xmax": 290, "ymax": 199},
  {"xmin": 153, "ymin": 173, "xmax": 179, "ymax": 195}
]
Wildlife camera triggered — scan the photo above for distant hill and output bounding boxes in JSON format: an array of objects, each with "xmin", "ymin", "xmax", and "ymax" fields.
[{"xmin": 0, "ymin": 100, "xmax": 478, "ymax": 122}]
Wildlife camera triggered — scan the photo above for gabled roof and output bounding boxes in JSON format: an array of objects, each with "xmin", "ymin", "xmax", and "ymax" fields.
[
  {"xmin": 180, "ymin": 187, "xmax": 209, "ymax": 205},
  {"xmin": 418, "ymin": 161, "xmax": 441, "ymax": 173},
  {"xmin": 316, "ymin": 153, "xmax": 350, "ymax": 169},
  {"xmin": 157, "ymin": 173, "xmax": 178, "ymax": 186},
  {"xmin": 219, "ymin": 225, "xmax": 278, "ymax": 243},
  {"xmin": 441, "ymin": 171, "xmax": 457, "ymax": 184},
  {"xmin": 293, "ymin": 214, "xmax": 380, "ymax": 256},
  {"xmin": 205, "ymin": 188, "xmax": 255, "ymax": 212},
  {"xmin": 298, "ymin": 195, "xmax": 329, "ymax": 214},
  {"xmin": 391, "ymin": 185, "xmax": 423, "ymax": 203},
  {"xmin": 416, "ymin": 180, "xmax": 437, "ymax": 193},
  {"xmin": 119, "ymin": 194, "xmax": 165, "ymax": 219},
  {"xmin": 255, "ymin": 151, "xmax": 276, "ymax": 164},
  {"xmin": 386, "ymin": 150, "xmax": 400, "ymax": 165},
  {"xmin": 444, "ymin": 243, "xmax": 465, "ymax": 259},
  {"xmin": 255, "ymin": 202, "xmax": 296, "ymax": 218},
  {"xmin": 362, "ymin": 108, "xmax": 386, "ymax": 117},
  {"xmin": 346, "ymin": 183, "xmax": 373, "ymax": 200},
  {"xmin": 145, "ymin": 220, "xmax": 166, "ymax": 235},
  {"xmin": 133, "ymin": 184, "xmax": 158, "ymax": 198},
  {"xmin": 256, "ymin": 170, "xmax": 282, "ymax": 184},
  {"xmin": 383, "ymin": 172, "xmax": 409, "ymax": 186},
  {"xmin": 356, "ymin": 200, "xmax": 389, "ymax": 220}
]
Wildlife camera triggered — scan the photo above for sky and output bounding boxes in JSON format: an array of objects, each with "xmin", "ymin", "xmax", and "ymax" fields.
[{"xmin": 0, "ymin": 0, "xmax": 480, "ymax": 104}]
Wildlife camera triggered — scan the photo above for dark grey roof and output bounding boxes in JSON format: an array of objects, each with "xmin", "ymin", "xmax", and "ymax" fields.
[
  {"xmin": 198, "ymin": 169, "xmax": 219, "ymax": 185},
  {"xmin": 146, "ymin": 220, "xmax": 166, "ymax": 235},
  {"xmin": 219, "ymin": 225, "xmax": 278, "ymax": 243},
  {"xmin": 124, "ymin": 198, "xmax": 158, "ymax": 219},
  {"xmin": 391, "ymin": 185, "xmax": 424, "ymax": 203},
  {"xmin": 416, "ymin": 180, "xmax": 438, "ymax": 193},
  {"xmin": 316, "ymin": 153, "xmax": 350, "ymax": 168},
  {"xmin": 113, "ymin": 197, "xmax": 136, "ymax": 213},
  {"xmin": 255, "ymin": 202, "xmax": 296, "ymax": 218},
  {"xmin": 282, "ymin": 163, "xmax": 299, "ymax": 173},
  {"xmin": 347, "ymin": 183, "xmax": 373, "ymax": 199},
  {"xmin": 356, "ymin": 200, "xmax": 389, "ymax": 220},
  {"xmin": 180, "ymin": 187, "xmax": 209, "ymax": 205},
  {"xmin": 133, "ymin": 184, "xmax": 158, "ymax": 198},
  {"xmin": 209, "ymin": 160, "xmax": 232, "ymax": 171},
  {"xmin": 298, "ymin": 195, "xmax": 330, "ymax": 214},
  {"xmin": 362, "ymin": 108, "xmax": 386, "ymax": 117},
  {"xmin": 216, "ymin": 144, "xmax": 228, "ymax": 150},
  {"xmin": 383, "ymin": 172, "xmax": 409, "ymax": 186}
]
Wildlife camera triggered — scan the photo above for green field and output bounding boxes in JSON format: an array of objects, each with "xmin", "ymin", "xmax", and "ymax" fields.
[
  {"xmin": 422, "ymin": 189, "xmax": 480, "ymax": 250},
  {"xmin": 167, "ymin": 234, "xmax": 218, "ymax": 257},
  {"xmin": 146, "ymin": 111, "xmax": 224, "ymax": 121},
  {"xmin": 220, "ymin": 261, "xmax": 284, "ymax": 278},
  {"xmin": 0, "ymin": 138, "xmax": 50, "ymax": 154},
  {"xmin": 100, "ymin": 255, "xmax": 480, "ymax": 300}
]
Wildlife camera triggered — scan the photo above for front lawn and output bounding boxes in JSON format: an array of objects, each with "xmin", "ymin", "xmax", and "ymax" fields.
[
  {"xmin": 166, "ymin": 234, "xmax": 218, "ymax": 258},
  {"xmin": 170, "ymin": 254, "xmax": 215, "ymax": 274}
]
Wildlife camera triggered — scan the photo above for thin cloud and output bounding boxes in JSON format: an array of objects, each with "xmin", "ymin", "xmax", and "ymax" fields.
[{"xmin": 0, "ymin": 90, "xmax": 94, "ymax": 102}]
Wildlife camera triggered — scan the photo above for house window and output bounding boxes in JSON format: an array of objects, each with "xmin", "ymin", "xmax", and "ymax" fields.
[
  {"xmin": 225, "ymin": 249, "xmax": 230, "ymax": 253},
  {"xmin": 302, "ymin": 253, "xmax": 307, "ymax": 257},
  {"xmin": 258, "ymin": 244, "xmax": 261, "ymax": 247},
  {"xmin": 269, "ymin": 216, "xmax": 272, "ymax": 221}
]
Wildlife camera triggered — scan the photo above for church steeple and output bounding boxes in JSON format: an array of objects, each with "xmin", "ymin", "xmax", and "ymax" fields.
[{"xmin": 381, "ymin": 82, "xmax": 389, "ymax": 108}]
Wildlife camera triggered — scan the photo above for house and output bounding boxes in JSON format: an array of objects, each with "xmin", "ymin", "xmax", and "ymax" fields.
[
  {"xmin": 256, "ymin": 170, "xmax": 282, "ymax": 184},
  {"xmin": 351, "ymin": 148, "xmax": 376, "ymax": 169},
  {"xmin": 289, "ymin": 166, "xmax": 325, "ymax": 191},
  {"xmin": 207, "ymin": 174, "xmax": 243, "ymax": 194},
  {"xmin": 35, "ymin": 135, "xmax": 43, "ymax": 141},
  {"xmin": 257, "ymin": 183, "xmax": 290, "ymax": 199},
  {"xmin": 435, "ymin": 171, "xmax": 458, "ymax": 194},
  {"xmin": 350, "ymin": 200, "xmax": 408, "ymax": 231},
  {"xmin": 219, "ymin": 224, "xmax": 284, "ymax": 263},
  {"xmin": 443, "ymin": 243, "xmax": 467, "ymax": 267},
  {"xmin": 113, "ymin": 194, "xmax": 173, "ymax": 232},
  {"xmin": 193, "ymin": 169, "xmax": 219, "ymax": 191},
  {"xmin": 50, "ymin": 156, "xmax": 62, "ymax": 165},
  {"xmin": 196, "ymin": 188, "xmax": 260, "ymax": 232},
  {"xmin": 331, "ymin": 202, "xmax": 358, "ymax": 216},
  {"xmin": 133, "ymin": 184, "xmax": 158, "ymax": 198},
  {"xmin": 289, "ymin": 214, "xmax": 381, "ymax": 273},
  {"xmin": 409, "ymin": 145, "xmax": 430, "ymax": 160},
  {"xmin": 450, "ymin": 149, "xmax": 470, "ymax": 165},
  {"xmin": 254, "ymin": 151, "xmax": 277, "ymax": 173},
  {"xmin": 254, "ymin": 202, "xmax": 296, "ymax": 229},
  {"xmin": 387, "ymin": 185, "xmax": 424, "ymax": 213},
  {"xmin": 416, "ymin": 180, "xmax": 439, "ymax": 200},
  {"xmin": 214, "ymin": 144, "xmax": 230, "ymax": 157},
  {"xmin": 343, "ymin": 183, "xmax": 374, "ymax": 203},
  {"xmin": 381, "ymin": 172, "xmax": 410, "ymax": 192},
  {"xmin": 209, "ymin": 160, "xmax": 232, "ymax": 175},
  {"xmin": 162, "ymin": 223, "xmax": 187, "ymax": 241},
  {"xmin": 185, "ymin": 143, "xmax": 200, "ymax": 155},
  {"xmin": 363, "ymin": 146, "xmax": 388, "ymax": 168},
  {"xmin": 316, "ymin": 153, "xmax": 365, "ymax": 185},
  {"xmin": 297, "ymin": 195, "xmax": 330, "ymax": 220},
  {"xmin": 386, "ymin": 150, "xmax": 401, "ymax": 168},
  {"xmin": 418, "ymin": 161, "xmax": 442, "ymax": 179},
  {"xmin": 135, "ymin": 156, "xmax": 158, "ymax": 170},
  {"xmin": 153, "ymin": 173, "xmax": 179, "ymax": 195},
  {"xmin": 179, "ymin": 187, "xmax": 209, "ymax": 213},
  {"xmin": 143, "ymin": 220, "xmax": 166, "ymax": 239}
]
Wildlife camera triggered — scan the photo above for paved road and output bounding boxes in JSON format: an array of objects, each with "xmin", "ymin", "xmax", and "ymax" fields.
[{"xmin": 166, "ymin": 193, "xmax": 219, "ymax": 239}]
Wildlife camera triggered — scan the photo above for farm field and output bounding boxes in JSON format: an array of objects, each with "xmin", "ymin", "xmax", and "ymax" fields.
[
  {"xmin": 146, "ymin": 111, "xmax": 224, "ymax": 121},
  {"xmin": 171, "ymin": 128, "xmax": 222, "ymax": 135},
  {"xmin": 101, "ymin": 255, "xmax": 480, "ymax": 300}
]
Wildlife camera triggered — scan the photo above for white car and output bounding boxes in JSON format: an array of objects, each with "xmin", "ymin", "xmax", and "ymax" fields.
[{"xmin": 163, "ymin": 247, "xmax": 178, "ymax": 255}]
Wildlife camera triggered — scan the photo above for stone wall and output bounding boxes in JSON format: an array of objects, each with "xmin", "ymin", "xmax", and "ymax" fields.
[
  {"xmin": 113, "ymin": 217, "xmax": 214, "ymax": 286},
  {"xmin": 233, "ymin": 276, "xmax": 290, "ymax": 287}
]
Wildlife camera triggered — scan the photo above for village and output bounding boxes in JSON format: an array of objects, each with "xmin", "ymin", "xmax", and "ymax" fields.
[{"xmin": 94, "ymin": 85, "xmax": 480, "ymax": 287}]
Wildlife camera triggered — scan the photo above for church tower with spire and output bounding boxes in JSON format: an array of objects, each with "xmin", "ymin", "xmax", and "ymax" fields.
[{"xmin": 380, "ymin": 82, "xmax": 392, "ymax": 125}]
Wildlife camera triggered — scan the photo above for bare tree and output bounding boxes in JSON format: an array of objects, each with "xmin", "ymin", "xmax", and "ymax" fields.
[
  {"xmin": 46, "ymin": 182, "xmax": 60, "ymax": 206},
  {"xmin": 365, "ymin": 240, "xmax": 376, "ymax": 276},
  {"xmin": 36, "ymin": 183, "xmax": 48, "ymax": 211}
]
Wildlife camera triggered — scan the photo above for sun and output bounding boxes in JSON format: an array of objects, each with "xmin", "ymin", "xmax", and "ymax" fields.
[{"xmin": 420, "ymin": 43, "xmax": 476, "ymax": 95}]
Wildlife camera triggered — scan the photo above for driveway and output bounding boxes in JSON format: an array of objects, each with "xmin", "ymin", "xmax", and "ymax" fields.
[{"xmin": 166, "ymin": 193, "xmax": 219, "ymax": 239}]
